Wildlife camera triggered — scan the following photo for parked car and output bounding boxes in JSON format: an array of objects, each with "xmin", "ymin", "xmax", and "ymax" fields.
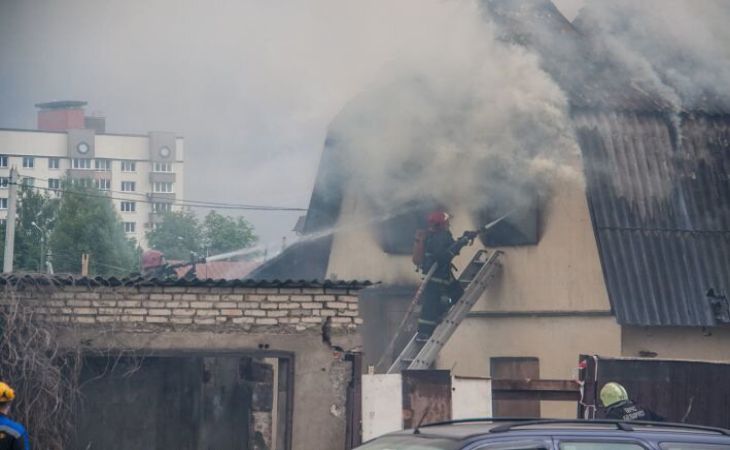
[{"xmin": 354, "ymin": 418, "xmax": 730, "ymax": 449}]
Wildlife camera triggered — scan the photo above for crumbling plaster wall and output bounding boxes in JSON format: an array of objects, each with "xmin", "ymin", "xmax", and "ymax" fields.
[{"xmin": 6, "ymin": 283, "xmax": 362, "ymax": 450}]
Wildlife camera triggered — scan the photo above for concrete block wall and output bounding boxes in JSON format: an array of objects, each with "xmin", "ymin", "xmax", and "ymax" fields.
[{"xmin": 10, "ymin": 285, "xmax": 362, "ymax": 332}]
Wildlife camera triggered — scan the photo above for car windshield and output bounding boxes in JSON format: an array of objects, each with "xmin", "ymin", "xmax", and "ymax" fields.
[{"xmin": 355, "ymin": 436, "xmax": 462, "ymax": 450}]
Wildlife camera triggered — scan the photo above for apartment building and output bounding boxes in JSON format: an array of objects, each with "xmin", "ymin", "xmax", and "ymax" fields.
[{"xmin": 0, "ymin": 101, "xmax": 184, "ymax": 247}]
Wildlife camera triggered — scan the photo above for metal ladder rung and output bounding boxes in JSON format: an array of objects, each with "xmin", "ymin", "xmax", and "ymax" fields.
[
  {"xmin": 406, "ymin": 250, "xmax": 503, "ymax": 371},
  {"xmin": 387, "ymin": 250, "xmax": 503, "ymax": 373}
]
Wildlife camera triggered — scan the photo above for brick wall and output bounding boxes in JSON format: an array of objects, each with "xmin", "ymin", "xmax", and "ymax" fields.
[{"xmin": 11, "ymin": 285, "xmax": 362, "ymax": 332}]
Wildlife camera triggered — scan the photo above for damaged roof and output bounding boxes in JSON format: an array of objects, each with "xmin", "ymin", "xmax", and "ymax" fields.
[
  {"xmin": 0, "ymin": 273, "xmax": 372, "ymax": 290},
  {"xmin": 485, "ymin": 0, "xmax": 675, "ymax": 113},
  {"xmin": 577, "ymin": 113, "xmax": 730, "ymax": 326},
  {"xmin": 249, "ymin": 0, "xmax": 730, "ymax": 328}
]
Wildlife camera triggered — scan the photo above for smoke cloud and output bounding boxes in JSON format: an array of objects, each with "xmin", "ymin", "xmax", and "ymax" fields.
[
  {"xmin": 575, "ymin": 0, "xmax": 730, "ymax": 112},
  {"xmin": 327, "ymin": 1, "xmax": 579, "ymax": 217}
]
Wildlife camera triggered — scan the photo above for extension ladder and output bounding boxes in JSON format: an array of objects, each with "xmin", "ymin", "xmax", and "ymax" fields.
[{"xmin": 387, "ymin": 250, "xmax": 503, "ymax": 373}]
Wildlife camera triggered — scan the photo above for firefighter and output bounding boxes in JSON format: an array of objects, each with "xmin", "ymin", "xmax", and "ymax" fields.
[
  {"xmin": 416, "ymin": 211, "xmax": 476, "ymax": 340},
  {"xmin": 600, "ymin": 381, "xmax": 665, "ymax": 422},
  {"xmin": 0, "ymin": 381, "xmax": 30, "ymax": 450},
  {"xmin": 141, "ymin": 249, "xmax": 180, "ymax": 279}
]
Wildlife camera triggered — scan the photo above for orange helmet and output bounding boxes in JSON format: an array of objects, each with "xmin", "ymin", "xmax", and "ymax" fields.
[
  {"xmin": 427, "ymin": 211, "xmax": 450, "ymax": 228},
  {"xmin": 0, "ymin": 382, "xmax": 15, "ymax": 403}
]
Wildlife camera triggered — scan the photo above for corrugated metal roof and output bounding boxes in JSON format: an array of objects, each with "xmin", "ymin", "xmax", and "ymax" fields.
[
  {"xmin": 0, "ymin": 273, "xmax": 372, "ymax": 290},
  {"xmin": 577, "ymin": 112, "xmax": 730, "ymax": 326}
]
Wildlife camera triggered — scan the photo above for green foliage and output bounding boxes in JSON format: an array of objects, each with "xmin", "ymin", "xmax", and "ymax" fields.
[
  {"xmin": 49, "ymin": 182, "xmax": 138, "ymax": 276},
  {"xmin": 146, "ymin": 210, "xmax": 257, "ymax": 259},
  {"xmin": 203, "ymin": 210, "xmax": 258, "ymax": 255},
  {"xmin": 145, "ymin": 210, "xmax": 203, "ymax": 260},
  {"xmin": 14, "ymin": 185, "xmax": 59, "ymax": 271},
  {"xmin": 0, "ymin": 185, "xmax": 59, "ymax": 272}
]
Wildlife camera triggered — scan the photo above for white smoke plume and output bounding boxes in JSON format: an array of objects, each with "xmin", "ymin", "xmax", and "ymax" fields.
[
  {"xmin": 326, "ymin": 0, "xmax": 579, "ymax": 215},
  {"xmin": 575, "ymin": 0, "xmax": 730, "ymax": 112}
]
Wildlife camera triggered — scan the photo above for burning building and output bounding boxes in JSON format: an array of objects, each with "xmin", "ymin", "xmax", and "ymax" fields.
[{"xmin": 252, "ymin": 0, "xmax": 730, "ymax": 417}]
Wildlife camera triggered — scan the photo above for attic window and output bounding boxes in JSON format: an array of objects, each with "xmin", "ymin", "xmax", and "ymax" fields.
[
  {"xmin": 477, "ymin": 192, "xmax": 539, "ymax": 247},
  {"xmin": 373, "ymin": 201, "xmax": 439, "ymax": 255}
]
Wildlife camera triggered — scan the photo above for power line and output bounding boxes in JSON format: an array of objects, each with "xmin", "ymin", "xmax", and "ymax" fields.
[{"xmin": 10, "ymin": 177, "xmax": 308, "ymax": 212}]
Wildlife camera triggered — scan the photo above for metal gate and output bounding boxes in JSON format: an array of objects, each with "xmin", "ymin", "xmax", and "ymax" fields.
[{"xmin": 72, "ymin": 354, "xmax": 291, "ymax": 450}]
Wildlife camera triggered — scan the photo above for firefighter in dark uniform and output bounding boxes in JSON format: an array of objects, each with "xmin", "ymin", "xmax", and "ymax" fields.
[
  {"xmin": 0, "ymin": 382, "xmax": 30, "ymax": 450},
  {"xmin": 600, "ymin": 382, "xmax": 665, "ymax": 422},
  {"xmin": 416, "ymin": 211, "xmax": 475, "ymax": 340}
]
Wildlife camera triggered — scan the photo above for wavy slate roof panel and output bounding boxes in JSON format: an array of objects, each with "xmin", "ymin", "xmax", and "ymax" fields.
[
  {"xmin": 577, "ymin": 112, "xmax": 730, "ymax": 326},
  {"xmin": 0, "ymin": 273, "xmax": 372, "ymax": 290}
]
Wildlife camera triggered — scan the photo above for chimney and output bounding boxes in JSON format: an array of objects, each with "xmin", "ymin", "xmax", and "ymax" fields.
[
  {"xmin": 84, "ymin": 111, "xmax": 106, "ymax": 133},
  {"xmin": 35, "ymin": 100, "xmax": 87, "ymax": 132}
]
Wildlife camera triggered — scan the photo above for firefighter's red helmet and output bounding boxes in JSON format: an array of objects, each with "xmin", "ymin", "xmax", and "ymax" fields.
[{"xmin": 427, "ymin": 211, "xmax": 450, "ymax": 228}]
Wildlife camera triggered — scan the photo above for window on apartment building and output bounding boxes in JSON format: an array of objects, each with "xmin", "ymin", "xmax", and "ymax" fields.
[
  {"xmin": 0, "ymin": 156, "xmax": 8, "ymax": 168},
  {"xmin": 152, "ymin": 182, "xmax": 174, "ymax": 193},
  {"xmin": 72, "ymin": 158, "xmax": 92, "ymax": 170},
  {"xmin": 121, "ymin": 161, "xmax": 136, "ymax": 172},
  {"xmin": 95, "ymin": 178, "xmax": 111, "ymax": 191},
  {"xmin": 123, "ymin": 222, "xmax": 136, "ymax": 233},
  {"xmin": 95, "ymin": 159, "xmax": 112, "ymax": 171},
  {"xmin": 121, "ymin": 181, "xmax": 136, "ymax": 192},
  {"xmin": 0, "ymin": 178, "xmax": 8, "ymax": 189},
  {"xmin": 152, "ymin": 202, "xmax": 172, "ymax": 214},
  {"xmin": 21, "ymin": 177, "xmax": 34, "ymax": 187},
  {"xmin": 48, "ymin": 179, "xmax": 60, "ymax": 190},
  {"xmin": 72, "ymin": 178, "xmax": 93, "ymax": 188},
  {"xmin": 153, "ymin": 162, "xmax": 173, "ymax": 173},
  {"xmin": 48, "ymin": 158, "xmax": 60, "ymax": 169},
  {"xmin": 120, "ymin": 201, "xmax": 136, "ymax": 212},
  {"xmin": 0, "ymin": 198, "xmax": 7, "ymax": 210},
  {"xmin": 22, "ymin": 157, "xmax": 34, "ymax": 168}
]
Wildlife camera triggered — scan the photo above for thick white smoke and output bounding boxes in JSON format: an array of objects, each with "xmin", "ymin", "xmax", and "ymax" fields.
[
  {"xmin": 327, "ymin": 0, "xmax": 579, "ymax": 215},
  {"xmin": 576, "ymin": 0, "xmax": 730, "ymax": 112}
]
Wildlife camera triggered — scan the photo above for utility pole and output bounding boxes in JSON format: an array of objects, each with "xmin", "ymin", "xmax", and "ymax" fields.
[
  {"xmin": 3, "ymin": 167, "xmax": 18, "ymax": 273},
  {"xmin": 81, "ymin": 253, "xmax": 90, "ymax": 276}
]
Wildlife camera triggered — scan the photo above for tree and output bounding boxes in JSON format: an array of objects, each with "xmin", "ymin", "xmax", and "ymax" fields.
[
  {"xmin": 49, "ymin": 182, "xmax": 137, "ymax": 276},
  {"xmin": 0, "ymin": 185, "xmax": 59, "ymax": 272},
  {"xmin": 203, "ymin": 211, "xmax": 257, "ymax": 255},
  {"xmin": 146, "ymin": 210, "xmax": 257, "ymax": 259},
  {"xmin": 14, "ymin": 185, "xmax": 59, "ymax": 271},
  {"xmin": 145, "ymin": 210, "xmax": 203, "ymax": 260}
]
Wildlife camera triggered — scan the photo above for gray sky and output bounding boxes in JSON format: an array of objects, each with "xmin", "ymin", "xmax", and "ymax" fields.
[{"xmin": 0, "ymin": 0, "xmax": 584, "ymax": 246}]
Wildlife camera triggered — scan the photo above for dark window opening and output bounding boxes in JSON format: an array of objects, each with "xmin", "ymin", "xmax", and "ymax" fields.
[
  {"xmin": 372, "ymin": 200, "xmax": 441, "ymax": 255},
  {"xmin": 476, "ymin": 189, "xmax": 539, "ymax": 247}
]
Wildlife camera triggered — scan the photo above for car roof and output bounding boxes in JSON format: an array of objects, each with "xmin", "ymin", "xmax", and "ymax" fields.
[{"xmin": 385, "ymin": 419, "xmax": 730, "ymax": 442}]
